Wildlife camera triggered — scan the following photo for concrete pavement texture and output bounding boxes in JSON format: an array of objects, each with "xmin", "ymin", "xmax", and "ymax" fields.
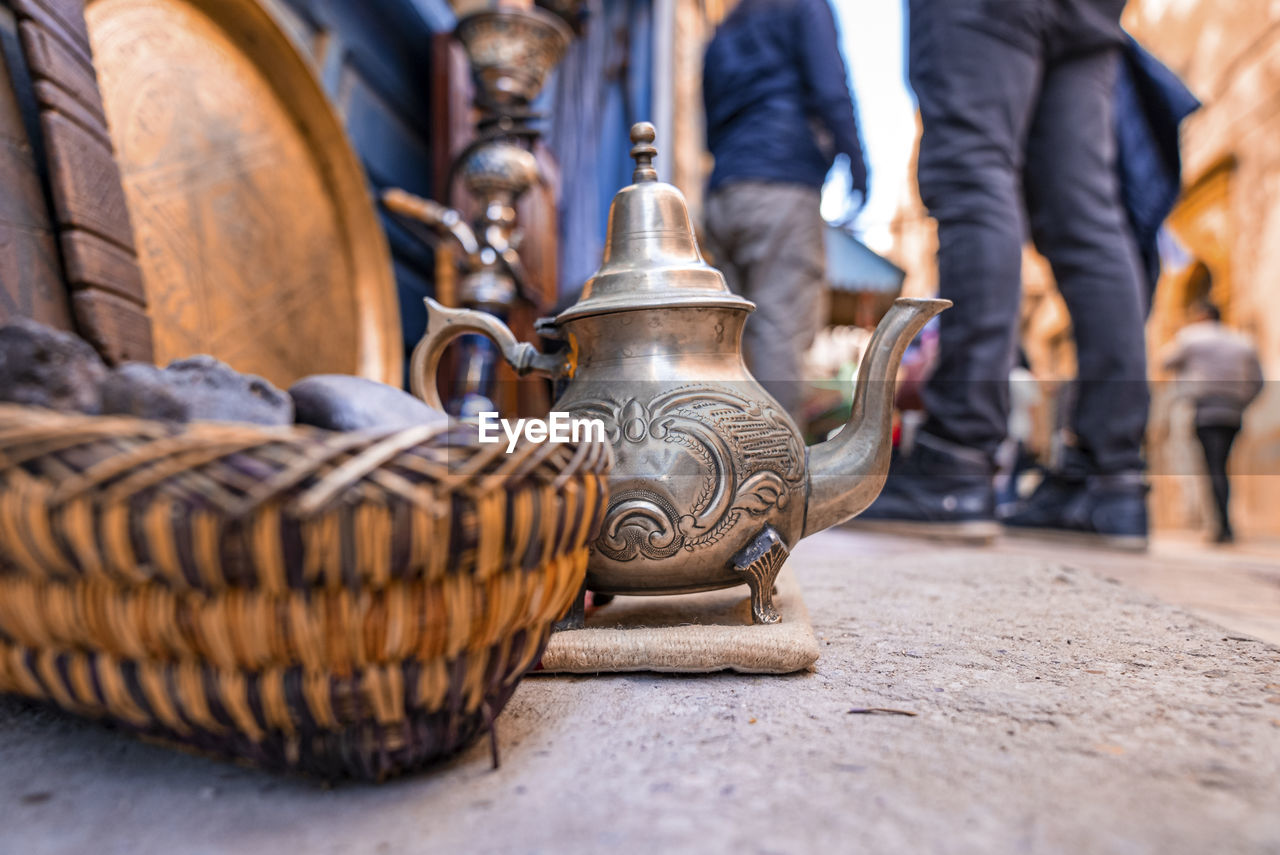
[{"xmin": 2, "ymin": 528, "xmax": 1279, "ymax": 855}]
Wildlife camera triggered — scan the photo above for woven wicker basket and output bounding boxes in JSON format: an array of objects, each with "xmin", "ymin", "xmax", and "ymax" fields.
[{"xmin": 0, "ymin": 404, "xmax": 609, "ymax": 780}]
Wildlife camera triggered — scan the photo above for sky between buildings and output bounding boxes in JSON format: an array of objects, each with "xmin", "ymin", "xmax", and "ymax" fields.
[{"xmin": 824, "ymin": 0, "xmax": 916, "ymax": 251}]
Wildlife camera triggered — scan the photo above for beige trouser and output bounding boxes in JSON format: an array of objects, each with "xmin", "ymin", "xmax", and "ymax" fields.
[{"xmin": 702, "ymin": 181, "xmax": 827, "ymax": 418}]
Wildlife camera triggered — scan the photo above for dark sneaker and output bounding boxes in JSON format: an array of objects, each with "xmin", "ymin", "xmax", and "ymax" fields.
[
  {"xmin": 1001, "ymin": 471, "xmax": 1148, "ymax": 552},
  {"xmin": 850, "ymin": 432, "xmax": 999, "ymax": 545},
  {"xmin": 997, "ymin": 468, "xmax": 1084, "ymax": 528}
]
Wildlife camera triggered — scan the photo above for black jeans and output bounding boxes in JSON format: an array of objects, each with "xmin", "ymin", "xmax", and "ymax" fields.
[
  {"xmin": 1195, "ymin": 423, "xmax": 1239, "ymax": 537},
  {"xmin": 908, "ymin": 0, "xmax": 1148, "ymax": 474}
]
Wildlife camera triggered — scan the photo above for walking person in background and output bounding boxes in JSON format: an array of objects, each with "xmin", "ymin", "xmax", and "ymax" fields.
[
  {"xmin": 1161, "ymin": 300, "xmax": 1265, "ymax": 543},
  {"xmin": 862, "ymin": 0, "xmax": 1153, "ymax": 549},
  {"xmin": 700, "ymin": 0, "xmax": 868, "ymax": 419}
]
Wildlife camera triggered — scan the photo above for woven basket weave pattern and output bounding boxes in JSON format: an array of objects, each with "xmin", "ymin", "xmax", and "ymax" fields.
[{"xmin": 0, "ymin": 406, "xmax": 609, "ymax": 779}]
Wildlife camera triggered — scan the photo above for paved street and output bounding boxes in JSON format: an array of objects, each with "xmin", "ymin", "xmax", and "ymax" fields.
[
  {"xmin": 2, "ymin": 528, "xmax": 1279, "ymax": 855},
  {"xmin": 858, "ymin": 527, "xmax": 1280, "ymax": 647}
]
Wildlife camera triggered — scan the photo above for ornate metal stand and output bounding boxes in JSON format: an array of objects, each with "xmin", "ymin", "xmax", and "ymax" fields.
[{"xmin": 383, "ymin": 3, "xmax": 576, "ymax": 415}]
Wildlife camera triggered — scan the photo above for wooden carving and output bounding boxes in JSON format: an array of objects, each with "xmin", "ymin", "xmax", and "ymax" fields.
[
  {"xmin": 9, "ymin": 0, "xmax": 152, "ymax": 362},
  {"xmin": 0, "ymin": 3, "xmax": 73, "ymax": 330}
]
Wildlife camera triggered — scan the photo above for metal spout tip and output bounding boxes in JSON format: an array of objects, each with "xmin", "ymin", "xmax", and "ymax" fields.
[
  {"xmin": 893, "ymin": 296, "xmax": 952, "ymax": 311},
  {"xmin": 801, "ymin": 294, "xmax": 953, "ymax": 537}
]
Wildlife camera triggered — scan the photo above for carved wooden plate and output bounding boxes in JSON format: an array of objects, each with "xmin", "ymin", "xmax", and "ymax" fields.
[{"xmin": 85, "ymin": 0, "xmax": 401, "ymax": 386}]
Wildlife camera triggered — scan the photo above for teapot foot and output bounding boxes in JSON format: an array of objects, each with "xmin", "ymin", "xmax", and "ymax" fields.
[
  {"xmin": 553, "ymin": 583, "xmax": 588, "ymax": 631},
  {"xmin": 732, "ymin": 525, "xmax": 789, "ymax": 625}
]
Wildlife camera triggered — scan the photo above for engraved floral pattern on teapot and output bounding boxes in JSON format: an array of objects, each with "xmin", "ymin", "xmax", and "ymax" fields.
[{"xmin": 570, "ymin": 386, "xmax": 806, "ymax": 563}]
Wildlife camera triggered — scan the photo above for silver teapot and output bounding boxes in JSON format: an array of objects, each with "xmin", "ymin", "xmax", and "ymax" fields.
[{"xmin": 412, "ymin": 123, "xmax": 949, "ymax": 625}]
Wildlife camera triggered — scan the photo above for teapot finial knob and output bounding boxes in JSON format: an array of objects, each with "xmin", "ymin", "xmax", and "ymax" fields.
[{"xmin": 630, "ymin": 122, "xmax": 658, "ymax": 183}]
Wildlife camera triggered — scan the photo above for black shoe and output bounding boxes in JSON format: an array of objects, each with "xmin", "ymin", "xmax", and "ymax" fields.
[
  {"xmin": 1213, "ymin": 528, "xmax": 1235, "ymax": 545},
  {"xmin": 852, "ymin": 432, "xmax": 999, "ymax": 544},
  {"xmin": 1001, "ymin": 470, "xmax": 1148, "ymax": 551},
  {"xmin": 997, "ymin": 468, "xmax": 1084, "ymax": 528}
]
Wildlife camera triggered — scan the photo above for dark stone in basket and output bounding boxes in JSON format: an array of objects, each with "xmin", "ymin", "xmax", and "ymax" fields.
[
  {"xmin": 102, "ymin": 355, "xmax": 293, "ymax": 426},
  {"xmin": 290, "ymin": 374, "xmax": 448, "ymax": 432},
  {"xmin": 0, "ymin": 319, "xmax": 108, "ymax": 414}
]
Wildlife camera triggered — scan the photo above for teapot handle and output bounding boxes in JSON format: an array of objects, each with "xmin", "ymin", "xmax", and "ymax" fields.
[{"xmin": 410, "ymin": 297, "xmax": 568, "ymax": 410}]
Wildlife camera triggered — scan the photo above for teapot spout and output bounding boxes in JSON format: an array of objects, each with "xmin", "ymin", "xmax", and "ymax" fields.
[{"xmin": 802, "ymin": 297, "xmax": 950, "ymax": 538}]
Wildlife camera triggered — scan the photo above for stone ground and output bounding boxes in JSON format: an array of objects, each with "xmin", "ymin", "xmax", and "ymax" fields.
[{"xmin": 2, "ymin": 528, "xmax": 1279, "ymax": 855}]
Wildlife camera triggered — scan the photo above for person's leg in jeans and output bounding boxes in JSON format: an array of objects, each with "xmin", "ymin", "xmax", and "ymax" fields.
[
  {"xmin": 702, "ymin": 186, "xmax": 744, "ymax": 305},
  {"xmin": 1024, "ymin": 49, "xmax": 1148, "ymax": 475},
  {"xmin": 1194, "ymin": 423, "xmax": 1239, "ymax": 541},
  {"xmin": 911, "ymin": 1, "xmax": 1045, "ymax": 461},
  {"xmin": 860, "ymin": 0, "xmax": 1045, "ymax": 538},
  {"xmin": 703, "ymin": 181, "xmax": 824, "ymax": 419},
  {"xmin": 738, "ymin": 183, "xmax": 825, "ymax": 418},
  {"xmin": 1012, "ymin": 45, "xmax": 1150, "ymax": 545}
]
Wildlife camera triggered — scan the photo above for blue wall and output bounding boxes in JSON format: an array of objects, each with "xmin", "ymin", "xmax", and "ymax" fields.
[{"xmin": 543, "ymin": 0, "xmax": 653, "ymax": 302}]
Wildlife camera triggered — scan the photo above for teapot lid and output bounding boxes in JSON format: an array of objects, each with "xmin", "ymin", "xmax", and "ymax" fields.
[{"xmin": 555, "ymin": 122, "xmax": 754, "ymax": 324}]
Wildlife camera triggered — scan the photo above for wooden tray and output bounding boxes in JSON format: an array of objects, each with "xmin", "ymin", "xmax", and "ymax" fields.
[{"xmin": 85, "ymin": 0, "xmax": 401, "ymax": 387}]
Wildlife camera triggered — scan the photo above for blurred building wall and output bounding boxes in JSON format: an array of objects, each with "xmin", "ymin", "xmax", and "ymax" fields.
[
  {"xmin": 661, "ymin": 0, "xmax": 731, "ymax": 229},
  {"xmin": 1126, "ymin": 0, "xmax": 1280, "ymax": 539}
]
